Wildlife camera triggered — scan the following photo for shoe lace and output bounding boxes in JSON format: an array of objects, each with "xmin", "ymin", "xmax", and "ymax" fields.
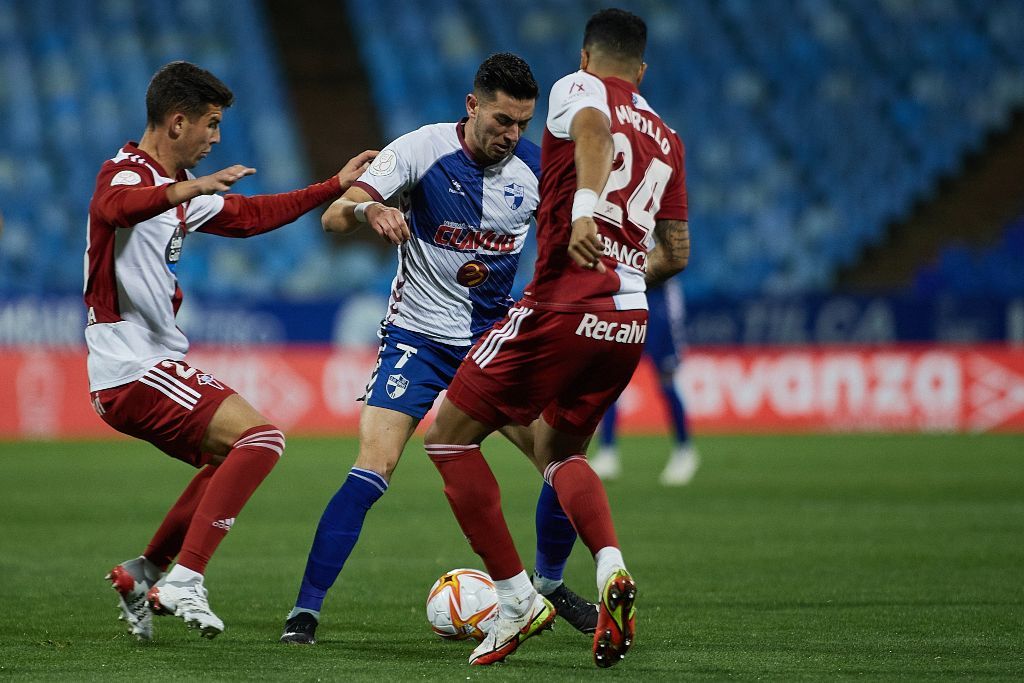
[
  {"xmin": 288, "ymin": 614, "xmax": 316, "ymax": 633},
  {"xmin": 176, "ymin": 584, "xmax": 213, "ymax": 614},
  {"xmin": 121, "ymin": 583, "xmax": 151, "ymax": 617},
  {"xmin": 127, "ymin": 593, "xmax": 149, "ymax": 613}
]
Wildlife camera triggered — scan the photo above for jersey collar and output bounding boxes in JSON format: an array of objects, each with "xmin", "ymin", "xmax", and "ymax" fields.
[
  {"xmin": 586, "ymin": 71, "xmax": 640, "ymax": 95},
  {"xmin": 124, "ymin": 141, "xmax": 179, "ymax": 180}
]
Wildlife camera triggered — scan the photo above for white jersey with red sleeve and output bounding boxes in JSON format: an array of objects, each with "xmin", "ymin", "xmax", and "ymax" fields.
[
  {"xmin": 523, "ymin": 70, "xmax": 687, "ymax": 312},
  {"xmin": 84, "ymin": 142, "xmax": 341, "ymax": 391}
]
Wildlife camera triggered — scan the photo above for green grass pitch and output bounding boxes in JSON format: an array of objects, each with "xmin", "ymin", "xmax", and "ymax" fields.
[{"xmin": 1, "ymin": 434, "xmax": 1022, "ymax": 680}]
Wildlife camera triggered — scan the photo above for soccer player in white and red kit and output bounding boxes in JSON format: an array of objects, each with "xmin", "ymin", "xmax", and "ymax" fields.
[
  {"xmin": 423, "ymin": 9, "xmax": 691, "ymax": 668},
  {"xmin": 87, "ymin": 61, "xmax": 375, "ymax": 641}
]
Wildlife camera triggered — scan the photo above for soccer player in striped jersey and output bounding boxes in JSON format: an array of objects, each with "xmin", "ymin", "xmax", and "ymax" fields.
[
  {"xmin": 89, "ymin": 61, "xmax": 376, "ymax": 641},
  {"xmin": 279, "ymin": 53, "xmax": 597, "ymax": 646}
]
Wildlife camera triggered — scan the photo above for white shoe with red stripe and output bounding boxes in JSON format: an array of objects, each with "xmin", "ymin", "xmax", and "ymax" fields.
[
  {"xmin": 468, "ymin": 592, "xmax": 555, "ymax": 665},
  {"xmin": 147, "ymin": 575, "xmax": 224, "ymax": 639},
  {"xmin": 106, "ymin": 557, "xmax": 159, "ymax": 641}
]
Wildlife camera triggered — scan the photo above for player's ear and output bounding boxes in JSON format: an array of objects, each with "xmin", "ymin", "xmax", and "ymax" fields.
[
  {"xmin": 168, "ymin": 112, "xmax": 187, "ymax": 138},
  {"xmin": 465, "ymin": 93, "xmax": 478, "ymax": 118},
  {"xmin": 579, "ymin": 48, "xmax": 589, "ymax": 70}
]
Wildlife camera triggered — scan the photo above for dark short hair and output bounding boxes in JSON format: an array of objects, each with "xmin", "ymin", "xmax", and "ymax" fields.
[
  {"xmin": 146, "ymin": 61, "xmax": 234, "ymax": 127},
  {"xmin": 583, "ymin": 8, "xmax": 647, "ymax": 63},
  {"xmin": 473, "ymin": 52, "xmax": 539, "ymax": 102}
]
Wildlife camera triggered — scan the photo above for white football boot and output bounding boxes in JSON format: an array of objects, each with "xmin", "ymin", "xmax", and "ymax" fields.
[
  {"xmin": 659, "ymin": 444, "xmax": 699, "ymax": 486},
  {"xmin": 147, "ymin": 574, "xmax": 224, "ymax": 639},
  {"xmin": 469, "ymin": 592, "xmax": 555, "ymax": 665},
  {"xmin": 105, "ymin": 557, "xmax": 160, "ymax": 641},
  {"xmin": 589, "ymin": 448, "xmax": 621, "ymax": 481}
]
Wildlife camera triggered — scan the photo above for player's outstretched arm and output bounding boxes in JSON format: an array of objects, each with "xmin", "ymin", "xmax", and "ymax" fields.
[
  {"xmin": 335, "ymin": 149, "xmax": 379, "ymax": 192},
  {"xmin": 322, "ymin": 187, "xmax": 410, "ymax": 245},
  {"xmin": 194, "ymin": 152, "xmax": 380, "ymax": 238},
  {"xmin": 645, "ymin": 219, "xmax": 690, "ymax": 287},
  {"xmin": 167, "ymin": 164, "xmax": 257, "ymax": 205}
]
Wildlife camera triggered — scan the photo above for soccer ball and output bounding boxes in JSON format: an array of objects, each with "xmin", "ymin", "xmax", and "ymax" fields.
[{"xmin": 425, "ymin": 568, "xmax": 498, "ymax": 641}]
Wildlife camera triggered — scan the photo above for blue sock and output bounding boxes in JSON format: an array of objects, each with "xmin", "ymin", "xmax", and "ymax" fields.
[
  {"xmin": 659, "ymin": 379, "xmax": 689, "ymax": 445},
  {"xmin": 600, "ymin": 403, "xmax": 618, "ymax": 448},
  {"xmin": 295, "ymin": 468, "xmax": 387, "ymax": 611},
  {"xmin": 534, "ymin": 482, "xmax": 578, "ymax": 583}
]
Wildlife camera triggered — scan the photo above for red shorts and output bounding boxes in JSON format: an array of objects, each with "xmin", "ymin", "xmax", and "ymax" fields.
[
  {"xmin": 447, "ymin": 306, "xmax": 647, "ymax": 435},
  {"xmin": 90, "ymin": 359, "xmax": 237, "ymax": 467}
]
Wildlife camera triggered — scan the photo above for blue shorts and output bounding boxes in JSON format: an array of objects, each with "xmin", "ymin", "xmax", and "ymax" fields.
[
  {"xmin": 644, "ymin": 284, "xmax": 686, "ymax": 375},
  {"xmin": 364, "ymin": 325, "xmax": 470, "ymax": 419}
]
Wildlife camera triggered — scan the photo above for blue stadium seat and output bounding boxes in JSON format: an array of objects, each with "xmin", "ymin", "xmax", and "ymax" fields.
[
  {"xmin": 0, "ymin": 0, "xmax": 323, "ymax": 301},
  {"xmin": 915, "ymin": 218, "xmax": 1024, "ymax": 297},
  {"xmin": 3, "ymin": 0, "xmax": 1023, "ymax": 305},
  {"xmin": 342, "ymin": 0, "xmax": 1024, "ymax": 302}
]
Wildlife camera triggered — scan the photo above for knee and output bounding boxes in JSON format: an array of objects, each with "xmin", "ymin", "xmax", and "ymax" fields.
[
  {"xmin": 233, "ymin": 424, "xmax": 286, "ymax": 462},
  {"xmin": 423, "ymin": 422, "xmax": 442, "ymax": 447},
  {"xmin": 354, "ymin": 442, "xmax": 399, "ymax": 481}
]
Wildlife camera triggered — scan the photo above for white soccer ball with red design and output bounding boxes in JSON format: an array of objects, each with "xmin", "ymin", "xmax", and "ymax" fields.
[{"xmin": 425, "ymin": 568, "xmax": 498, "ymax": 641}]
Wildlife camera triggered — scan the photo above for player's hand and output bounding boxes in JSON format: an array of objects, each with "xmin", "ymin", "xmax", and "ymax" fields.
[
  {"xmin": 366, "ymin": 204, "xmax": 411, "ymax": 245},
  {"xmin": 336, "ymin": 150, "xmax": 379, "ymax": 190},
  {"xmin": 195, "ymin": 165, "xmax": 257, "ymax": 194},
  {"xmin": 568, "ymin": 217, "xmax": 606, "ymax": 273}
]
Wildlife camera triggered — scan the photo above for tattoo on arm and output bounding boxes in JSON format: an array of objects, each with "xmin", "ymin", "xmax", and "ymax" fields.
[{"xmin": 646, "ymin": 219, "xmax": 690, "ymax": 287}]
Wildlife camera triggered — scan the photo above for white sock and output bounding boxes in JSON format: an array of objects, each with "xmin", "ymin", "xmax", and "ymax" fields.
[
  {"xmin": 595, "ymin": 546, "xmax": 626, "ymax": 593},
  {"xmin": 494, "ymin": 570, "xmax": 535, "ymax": 619},
  {"xmin": 532, "ymin": 571, "xmax": 563, "ymax": 596},
  {"xmin": 166, "ymin": 563, "xmax": 204, "ymax": 584}
]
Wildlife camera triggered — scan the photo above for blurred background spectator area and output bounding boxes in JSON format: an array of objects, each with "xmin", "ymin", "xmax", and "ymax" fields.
[{"xmin": 1, "ymin": 0, "xmax": 1022, "ymax": 307}]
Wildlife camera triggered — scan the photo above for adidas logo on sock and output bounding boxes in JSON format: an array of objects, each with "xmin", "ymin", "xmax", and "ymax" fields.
[{"xmin": 212, "ymin": 517, "xmax": 235, "ymax": 531}]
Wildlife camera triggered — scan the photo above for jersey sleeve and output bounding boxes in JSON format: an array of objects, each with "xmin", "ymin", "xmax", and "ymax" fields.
[
  {"xmin": 183, "ymin": 180, "xmax": 225, "ymax": 232},
  {"xmin": 350, "ymin": 128, "xmax": 427, "ymax": 203},
  {"xmin": 546, "ymin": 71, "xmax": 611, "ymax": 141},
  {"xmin": 189, "ymin": 176, "xmax": 342, "ymax": 237},
  {"xmin": 655, "ymin": 134, "xmax": 688, "ymax": 222},
  {"xmin": 90, "ymin": 162, "xmax": 174, "ymax": 228}
]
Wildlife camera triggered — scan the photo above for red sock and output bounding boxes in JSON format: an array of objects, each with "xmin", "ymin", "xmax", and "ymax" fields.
[
  {"xmin": 144, "ymin": 465, "xmax": 216, "ymax": 570},
  {"xmin": 426, "ymin": 444, "xmax": 524, "ymax": 580},
  {"xmin": 176, "ymin": 425, "xmax": 284, "ymax": 574},
  {"xmin": 546, "ymin": 455, "xmax": 619, "ymax": 555}
]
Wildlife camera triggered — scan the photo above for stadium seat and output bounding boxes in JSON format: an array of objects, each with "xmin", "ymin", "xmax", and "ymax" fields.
[
  {"xmin": 2, "ymin": 0, "xmax": 1022, "ymax": 305},
  {"xmin": 0, "ymin": 0, "xmax": 322, "ymax": 301},
  {"xmin": 341, "ymin": 0, "xmax": 1024, "ymax": 302}
]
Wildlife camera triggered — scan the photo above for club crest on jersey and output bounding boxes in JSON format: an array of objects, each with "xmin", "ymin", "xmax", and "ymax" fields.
[
  {"xmin": 449, "ymin": 179, "xmax": 465, "ymax": 196},
  {"xmin": 369, "ymin": 149, "xmax": 397, "ymax": 176},
  {"xmin": 197, "ymin": 374, "xmax": 224, "ymax": 390},
  {"xmin": 386, "ymin": 373, "xmax": 409, "ymax": 399},
  {"xmin": 503, "ymin": 182, "xmax": 524, "ymax": 210},
  {"xmin": 456, "ymin": 259, "xmax": 490, "ymax": 287},
  {"xmin": 111, "ymin": 170, "xmax": 142, "ymax": 186},
  {"xmin": 165, "ymin": 225, "xmax": 184, "ymax": 272}
]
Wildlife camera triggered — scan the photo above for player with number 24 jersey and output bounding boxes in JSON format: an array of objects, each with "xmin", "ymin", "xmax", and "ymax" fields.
[{"xmin": 526, "ymin": 69, "xmax": 686, "ymax": 312}]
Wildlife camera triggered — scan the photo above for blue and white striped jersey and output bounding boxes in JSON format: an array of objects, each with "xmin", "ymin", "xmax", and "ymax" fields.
[{"xmin": 353, "ymin": 121, "xmax": 540, "ymax": 345}]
